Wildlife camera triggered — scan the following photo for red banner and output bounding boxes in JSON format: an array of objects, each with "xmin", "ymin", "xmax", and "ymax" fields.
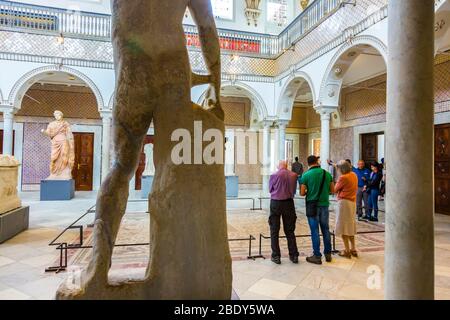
[{"xmin": 186, "ymin": 33, "xmax": 261, "ymax": 54}]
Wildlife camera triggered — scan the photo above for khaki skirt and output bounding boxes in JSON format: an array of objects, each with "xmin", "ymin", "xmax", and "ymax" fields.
[{"xmin": 335, "ymin": 199, "xmax": 357, "ymax": 237}]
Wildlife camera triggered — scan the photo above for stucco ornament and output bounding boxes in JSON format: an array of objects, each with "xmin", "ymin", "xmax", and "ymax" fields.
[{"xmin": 56, "ymin": 0, "xmax": 231, "ymax": 300}]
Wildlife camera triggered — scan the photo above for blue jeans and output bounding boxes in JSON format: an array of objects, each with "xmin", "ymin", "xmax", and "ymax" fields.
[
  {"xmin": 367, "ymin": 189, "xmax": 379, "ymax": 219},
  {"xmin": 307, "ymin": 206, "xmax": 332, "ymax": 257}
]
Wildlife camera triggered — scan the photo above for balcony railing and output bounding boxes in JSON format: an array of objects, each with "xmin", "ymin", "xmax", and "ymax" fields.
[
  {"xmin": 0, "ymin": 0, "xmax": 345, "ymax": 57},
  {"xmin": 0, "ymin": 0, "xmax": 111, "ymax": 40}
]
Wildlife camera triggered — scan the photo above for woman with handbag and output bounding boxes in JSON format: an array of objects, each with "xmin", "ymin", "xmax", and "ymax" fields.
[{"xmin": 334, "ymin": 160, "xmax": 359, "ymax": 258}]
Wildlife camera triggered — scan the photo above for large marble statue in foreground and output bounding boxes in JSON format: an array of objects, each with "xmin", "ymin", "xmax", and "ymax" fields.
[
  {"xmin": 56, "ymin": 0, "xmax": 232, "ymax": 299},
  {"xmin": 41, "ymin": 111, "xmax": 75, "ymax": 180}
]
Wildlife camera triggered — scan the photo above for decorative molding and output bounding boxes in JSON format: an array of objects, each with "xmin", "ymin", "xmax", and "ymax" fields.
[
  {"xmin": 277, "ymin": 70, "xmax": 317, "ymax": 121},
  {"xmin": 8, "ymin": 64, "xmax": 105, "ymax": 111},
  {"xmin": 0, "ymin": 52, "xmax": 114, "ymax": 70},
  {"xmin": 318, "ymin": 34, "xmax": 388, "ymax": 106},
  {"xmin": 274, "ymin": 5, "xmax": 389, "ymax": 82},
  {"xmin": 244, "ymin": 0, "xmax": 262, "ymax": 27},
  {"xmin": 196, "ymin": 80, "xmax": 269, "ymax": 120}
]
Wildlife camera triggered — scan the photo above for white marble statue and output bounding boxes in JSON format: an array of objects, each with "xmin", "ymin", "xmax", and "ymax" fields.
[
  {"xmin": 41, "ymin": 111, "xmax": 75, "ymax": 180},
  {"xmin": 0, "ymin": 155, "xmax": 22, "ymax": 215},
  {"xmin": 224, "ymin": 137, "xmax": 235, "ymax": 176},
  {"xmin": 143, "ymin": 143, "xmax": 155, "ymax": 176}
]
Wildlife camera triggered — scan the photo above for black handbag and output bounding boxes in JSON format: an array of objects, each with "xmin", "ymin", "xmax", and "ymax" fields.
[{"xmin": 305, "ymin": 169, "xmax": 327, "ymax": 218}]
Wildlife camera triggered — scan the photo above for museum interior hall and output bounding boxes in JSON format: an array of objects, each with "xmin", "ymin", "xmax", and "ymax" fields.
[{"xmin": 0, "ymin": 0, "xmax": 450, "ymax": 301}]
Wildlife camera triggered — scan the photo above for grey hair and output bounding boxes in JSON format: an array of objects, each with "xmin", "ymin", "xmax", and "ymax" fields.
[{"xmin": 337, "ymin": 160, "xmax": 352, "ymax": 174}]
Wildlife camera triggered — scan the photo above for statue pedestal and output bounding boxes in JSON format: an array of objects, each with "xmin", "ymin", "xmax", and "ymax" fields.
[
  {"xmin": 226, "ymin": 175, "xmax": 239, "ymax": 198},
  {"xmin": 0, "ymin": 206, "xmax": 29, "ymax": 243},
  {"xmin": 40, "ymin": 180, "xmax": 75, "ymax": 201},
  {"xmin": 141, "ymin": 175, "xmax": 154, "ymax": 199}
]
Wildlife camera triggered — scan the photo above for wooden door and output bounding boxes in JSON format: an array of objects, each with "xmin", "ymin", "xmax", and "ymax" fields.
[
  {"xmin": 72, "ymin": 133, "xmax": 94, "ymax": 191},
  {"xmin": 0, "ymin": 130, "xmax": 15, "ymax": 155},
  {"xmin": 361, "ymin": 133, "xmax": 379, "ymax": 167},
  {"xmin": 135, "ymin": 135, "xmax": 154, "ymax": 190},
  {"xmin": 435, "ymin": 124, "xmax": 450, "ymax": 215}
]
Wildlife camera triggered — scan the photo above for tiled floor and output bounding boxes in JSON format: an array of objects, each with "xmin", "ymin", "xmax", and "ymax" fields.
[{"xmin": 0, "ymin": 190, "xmax": 449, "ymax": 300}]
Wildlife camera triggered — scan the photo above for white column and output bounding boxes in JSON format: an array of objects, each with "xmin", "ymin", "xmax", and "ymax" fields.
[
  {"xmin": 100, "ymin": 111, "xmax": 112, "ymax": 182},
  {"xmin": 273, "ymin": 126, "xmax": 280, "ymax": 166},
  {"xmin": 1, "ymin": 107, "xmax": 15, "ymax": 156},
  {"xmin": 261, "ymin": 120, "xmax": 272, "ymax": 193},
  {"xmin": 278, "ymin": 121, "xmax": 287, "ymax": 162},
  {"xmin": 225, "ymin": 130, "xmax": 235, "ymax": 176},
  {"xmin": 385, "ymin": 0, "xmax": 435, "ymax": 300},
  {"xmin": 316, "ymin": 107, "xmax": 336, "ymax": 170}
]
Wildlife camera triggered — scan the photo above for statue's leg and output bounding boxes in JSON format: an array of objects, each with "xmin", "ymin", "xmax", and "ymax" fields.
[
  {"xmin": 57, "ymin": 69, "xmax": 155, "ymax": 298},
  {"xmin": 90, "ymin": 92, "xmax": 153, "ymax": 278}
]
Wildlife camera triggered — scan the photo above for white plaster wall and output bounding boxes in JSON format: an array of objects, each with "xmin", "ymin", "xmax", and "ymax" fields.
[{"xmin": 184, "ymin": 0, "xmax": 299, "ymax": 35}]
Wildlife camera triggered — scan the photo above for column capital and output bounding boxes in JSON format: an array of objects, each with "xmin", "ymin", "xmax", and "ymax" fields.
[
  {"xmin": 314, "ymin": 105, "xmax": 338, "ymax": 116},
  {"xmin": 0, "ymin": 105, "xmax": 17, "ymax": 116},
  {"xmin": 261, "ymin": 117, "xmax": 276, "ymax": 128},
  {"xmin": 100, "ymin": 110, "xmax": 113, "ymax": 121},
  {"xmin": 275, "ymin": 119, "xmax": 289, "ymax": 128}
]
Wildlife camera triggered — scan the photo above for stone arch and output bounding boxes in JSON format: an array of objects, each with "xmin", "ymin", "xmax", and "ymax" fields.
[
  {"xmin": 8, "ymin": 65, "xmax": 105, "ymax": 110},
  {"xmin": 319, "ymin": 35, "xmax": 388, "ymax": 107},
  {"xmin": 108, "ymin": 92, "xmax": 115, "ymax": 110},
  {"xmin": 277, "ymin": 71, "xmax": 316, "ymax": 121},
  {"xmin": 435, "ymin": 0, "xmax": 450, "ymax": 53},
  {"xmin": 196, "ymin": 81, "xmax": 268, "ymax": 121}
]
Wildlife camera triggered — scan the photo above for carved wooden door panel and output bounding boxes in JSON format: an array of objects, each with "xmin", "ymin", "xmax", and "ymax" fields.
[
  {"xmin": 135, "ymin": 135, "xmax": 154, "ymax": 190},
  {"xmin": 361, "ymin": 133, "xmax": 378, "ymax": 167},
  {"xmin": 72, "ymin": 133, "xmax": 94, "ymax": 191},
  {"xmin": 435, "ymin": 124, "xmax": 450, "ymax": 215}
]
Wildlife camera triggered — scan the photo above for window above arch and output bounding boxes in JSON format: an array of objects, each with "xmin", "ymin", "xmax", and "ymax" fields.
[
  {"xmin": 267, "ymin": 0, "xmax": 288, "ymax": 26},
  {"xmin": 211, "ymin": 0, "xmax": 234, "ymax": 21}
]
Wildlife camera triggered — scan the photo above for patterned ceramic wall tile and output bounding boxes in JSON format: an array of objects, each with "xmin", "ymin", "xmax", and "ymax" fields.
[
  {"xmin": 435, "ymin": 59, "xmax": 450, "ymax": 114},
  {"xmin": 222, "ymin": 96, "xmax": 251, "ymax": 128},
  {"xmin": 341, "ymin": 74, "xmax": 387, "ymax": 124},
  {"xmin": 22, "ymin": 122, "xmax": 51, "ymax": 185}
]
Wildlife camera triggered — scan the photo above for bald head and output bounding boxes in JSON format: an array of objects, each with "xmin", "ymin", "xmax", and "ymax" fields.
[{"xmin": 278, "ymin": 160, "xmax": 288, "ymax": 170}]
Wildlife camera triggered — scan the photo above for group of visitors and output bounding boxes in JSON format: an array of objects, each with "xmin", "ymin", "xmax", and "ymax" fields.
[
  {"xmin": 268, "ymin": 155, "xmax": 385, "ymax": 265},
  {"xmin": 352, "ymin": 159, "xmax": 384, "ymax": 222}
]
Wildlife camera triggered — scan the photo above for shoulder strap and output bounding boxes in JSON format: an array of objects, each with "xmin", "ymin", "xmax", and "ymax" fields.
[
  {"xmin": 307, "ymin": 169, "xmax": 327, "ymax": 202},
  {"xmin": 318, "ymin": 169, "xmax": 327, "ymax": 197}
]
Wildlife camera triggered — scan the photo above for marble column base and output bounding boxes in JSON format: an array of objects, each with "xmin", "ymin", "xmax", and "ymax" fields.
[{"xmin": 0, "ymin": 206, "xmax": 29, "ymax": 243}]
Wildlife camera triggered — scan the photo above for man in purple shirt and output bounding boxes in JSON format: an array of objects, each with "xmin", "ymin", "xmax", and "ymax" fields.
[{"xmin": 268, "ymin": 160, "xmax": 299, "ymax": 264}]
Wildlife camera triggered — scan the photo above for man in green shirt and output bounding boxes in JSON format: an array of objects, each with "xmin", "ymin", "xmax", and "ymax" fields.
[{"xmin": 300, "ymin": 155, "xmax": 335, "ymax": 264}]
